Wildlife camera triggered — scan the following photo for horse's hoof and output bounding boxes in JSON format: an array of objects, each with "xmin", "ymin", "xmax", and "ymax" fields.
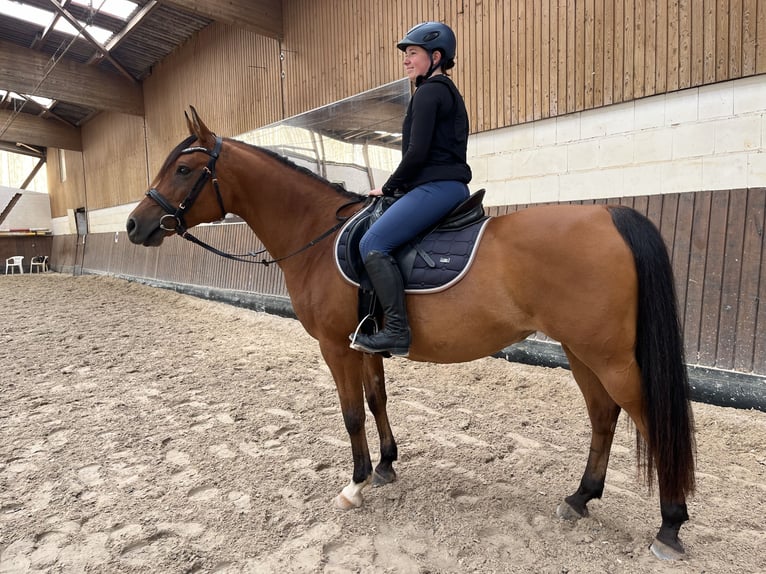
[
  {"xmin": 334, "ymin": 492, "xmax": 362, "ymax": 510},
  {"xmin": 333, "ymin": 478, "xmax": 369, "ymax": 510},
  {"xmin": 649, "ymin": 538, "xmax": 686, "ymax": 561},
  {"xmin": 372, "ymin": 468, "xmax": 397, "ymax": 487},
  {"xmin": 556, "ymin": 500, "xmax": 587, "ymax": 521}
]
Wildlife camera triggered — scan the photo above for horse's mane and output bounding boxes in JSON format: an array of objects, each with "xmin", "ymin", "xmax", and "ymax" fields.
[{"xmin": 229, "ymin": 139, "xmax": 365, "ymax": 202}]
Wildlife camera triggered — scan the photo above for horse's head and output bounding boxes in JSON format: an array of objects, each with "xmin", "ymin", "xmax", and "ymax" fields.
[{"xmin": 126, "ymin": 107, "xmax": 229, "ymax": 246}]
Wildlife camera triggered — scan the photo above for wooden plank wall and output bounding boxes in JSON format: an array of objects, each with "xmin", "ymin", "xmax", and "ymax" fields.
[
  {"xmin": 47, "ymin": 149, "xmax": 86, "ymax": 219},
  {"xmin": 281, "ymin": 0, "xmax": 766, "ymax": 133},
  {"xmin": 80, "ymin": 113, "xmax": 148, "ymax": 210},
  {"xmin": 141, "ymin": 24, "xmax": 284, "ymax": 178},
  {"xmin": 56, "ymin": 187, "xmax": 766, "ymax": 375},
  {"xmin": 67, "ymin": 224, "xmax": 288, "ymax": 298}
]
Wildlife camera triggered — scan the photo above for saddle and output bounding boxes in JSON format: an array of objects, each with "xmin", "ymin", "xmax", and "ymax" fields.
[{"xmin": 335, "ymin": 189, "xmax": 490, "ymax": 293}]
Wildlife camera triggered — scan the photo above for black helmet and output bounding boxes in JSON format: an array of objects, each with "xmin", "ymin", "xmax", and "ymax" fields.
[{"xmin": 397, "ymin": 21, "xmax": 456, "ymax": 61}]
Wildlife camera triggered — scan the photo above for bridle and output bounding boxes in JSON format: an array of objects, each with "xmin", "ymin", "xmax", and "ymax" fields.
[
  {"xmin": 146, "ymin": 136, "xmax": 225, "ymax": 237},
  {"xmin": 145, "ymin": 135, "xmax": 365, "ymax": 266}
]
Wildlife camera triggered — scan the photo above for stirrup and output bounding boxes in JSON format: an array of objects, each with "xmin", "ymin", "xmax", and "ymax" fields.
[
  {"xmin": 350, "ymin": 337, "xmax": 406, "ymax": 358},
  {"xmin": 348, "ymin": 313, "xmax": 378, "ymax": 348}
]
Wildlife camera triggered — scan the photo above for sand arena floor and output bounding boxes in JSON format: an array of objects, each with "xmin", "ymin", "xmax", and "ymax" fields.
[{"xmin": 1, "ymin": 273, "xmax": 765, "ymax": 573}]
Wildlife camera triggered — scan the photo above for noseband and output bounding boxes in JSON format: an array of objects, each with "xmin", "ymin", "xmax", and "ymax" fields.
[{"xmin": 146, "ymin": 136, "xmax": 225, "ymax": 236}]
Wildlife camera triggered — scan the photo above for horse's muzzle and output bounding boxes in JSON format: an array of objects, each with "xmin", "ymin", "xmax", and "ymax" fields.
[{"xmin": 126, "ymin": 216, "xmax": 165, "ymax": 246}]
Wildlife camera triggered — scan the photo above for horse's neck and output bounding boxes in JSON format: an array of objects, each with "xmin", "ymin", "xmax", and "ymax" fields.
[{"xmin": 226, "ymin": 145, "xmax": 348, "ymax": 262}]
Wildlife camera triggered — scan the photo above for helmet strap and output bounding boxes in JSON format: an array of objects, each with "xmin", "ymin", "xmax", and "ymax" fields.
[{"xmin": 415, "ymin": 52, "xmax": 440, "ymax": 86}]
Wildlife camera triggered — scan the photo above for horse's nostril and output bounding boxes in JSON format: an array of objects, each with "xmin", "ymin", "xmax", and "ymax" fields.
[{"xmin": 126, "ymin": 218, "xmax": 135, "ymax": 234}]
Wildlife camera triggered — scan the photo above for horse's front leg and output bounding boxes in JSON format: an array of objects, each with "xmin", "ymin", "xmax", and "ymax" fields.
[
  {"xmin": 361, "ymin": 353, "xmax": 398, "ymax": 486},
  {"xmin": 320, "ymin": 341, "xmax": 373, "ymax": 509}
]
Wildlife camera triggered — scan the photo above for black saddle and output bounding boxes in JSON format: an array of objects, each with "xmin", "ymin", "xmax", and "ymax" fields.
[{"xmin": 335, "ymin": 189, "xmax": 490, "ymax": 293}]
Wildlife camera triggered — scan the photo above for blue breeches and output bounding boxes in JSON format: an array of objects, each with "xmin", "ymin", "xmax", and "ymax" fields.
[{"xmin": 359, "ymin": 180, "xmax": 469, "ymax": 260}]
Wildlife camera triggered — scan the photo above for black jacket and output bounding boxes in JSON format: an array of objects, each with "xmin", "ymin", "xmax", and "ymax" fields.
[{"xmin": 382, "ymin": 75, "xmax": 472, "ymax": 195}]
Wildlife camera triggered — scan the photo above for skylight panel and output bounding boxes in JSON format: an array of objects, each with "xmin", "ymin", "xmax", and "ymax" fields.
[
  {"xmin": 53, "ymin": 15, "xmax": 113, "ymax": 44},
  {"xmin": 0, "ymin": 0, "xmax": 55, "ymax": 28},
  {"xmin": 0, "ymin": 0, "xmax": 128, "ymax": 45},
  {"xmin": 71, "ymin": 0, "xmax": 138, "ymax": 20},
  {"xmin": 27, "ymin": 95, "xmax": 54, "ymax": 109},
  {"xmin": 1, "ymin": 91, "xmax": 53, "ymax": 109}
]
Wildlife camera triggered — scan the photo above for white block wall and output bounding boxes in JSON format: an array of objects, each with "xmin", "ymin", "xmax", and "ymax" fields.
[
  {"xmin": 469, "ymin": 75, "xmax": 766, "ymax": 206},
  {"xmin": 52, "ymin": 202, "xmax": 138, "ymax": 236},
  {"xmin": 60, "ymin": 75, "xmax": 766, "ymax": 234}
]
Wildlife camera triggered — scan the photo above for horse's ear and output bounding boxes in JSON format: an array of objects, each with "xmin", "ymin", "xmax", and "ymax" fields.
[
  {"xmin": 187, "ymin": 106, "xmax": 215, "ymax": 145},
  {"xmin": 184, "ymin": 110, "xmax": 194, "ymax": 136}
]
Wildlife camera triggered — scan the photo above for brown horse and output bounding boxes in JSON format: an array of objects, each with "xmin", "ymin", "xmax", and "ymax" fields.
[{"xmin": 126, "ymin": 108, "xmax": 695, "ymax": 560}]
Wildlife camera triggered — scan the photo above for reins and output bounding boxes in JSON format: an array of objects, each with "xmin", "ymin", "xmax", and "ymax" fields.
[
  {"xmin": 180, "ymin": 200, "xmax": 363, "ymax": 266},
  {"xmin": 145, "ymin": 136, "xmax": 365, "ymax": 266}
]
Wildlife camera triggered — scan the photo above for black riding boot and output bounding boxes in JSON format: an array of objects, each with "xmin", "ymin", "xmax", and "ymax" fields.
[{"xmin": 350, "ymin": 251, "xmax": 411, "ymax": 356}]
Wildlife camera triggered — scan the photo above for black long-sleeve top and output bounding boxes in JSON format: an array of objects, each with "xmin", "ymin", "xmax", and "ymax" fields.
[{"xmin": 382, "ymin": 75, "xmax": 472, "ymax": 196}]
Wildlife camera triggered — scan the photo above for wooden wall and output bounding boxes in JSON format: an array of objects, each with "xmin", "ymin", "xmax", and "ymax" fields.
[
  {"xmin": 55, "ymin": 223, "xmax": 288, "ymax": 297},
  {"xmin": 80, "ymin": 113, "xmax": 148, "ymax": 210},
  {"xmin": 37, "ymin": 1, "xmax": 766, "ymax": 382},
  {"xmin": 47, "ymin": 149, "xmax": 86, "ymax": 219},
  {"xmin": 141, "ymin": 24, "xmax": 283, "ymax": 177},
  {"xmin": 281, "ymin": 0, "xmax": 766, "ymax": 132}
]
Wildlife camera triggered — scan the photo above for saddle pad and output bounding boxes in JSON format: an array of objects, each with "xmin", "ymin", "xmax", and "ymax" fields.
[{"xmin": 335, "ymin": 204, "xmax": 491, "ymax": 294}]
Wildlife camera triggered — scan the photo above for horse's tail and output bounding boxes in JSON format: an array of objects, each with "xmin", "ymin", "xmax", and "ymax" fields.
[{"xmin": 608, "ymin": 206, "xmax": 696, "ymax": 501}]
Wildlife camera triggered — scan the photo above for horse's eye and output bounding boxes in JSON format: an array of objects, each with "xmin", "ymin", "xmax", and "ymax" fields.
[{"xmin": 177, "ymin": 165, "xmax": 191, "ymax": 175}]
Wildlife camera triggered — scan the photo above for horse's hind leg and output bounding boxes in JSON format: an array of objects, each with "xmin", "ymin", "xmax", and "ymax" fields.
[
  {"xmin": 570, "ymin": 349, "xmax": 690, "ymax": 559},
  {"xmin": 362, "ymin": 353, "xmax": 398, "ymax": 486},
  {"xmin": 615, "ymin": 399, "xmax": 690, "ymax": 559},
  {"xmin": 557, "ymin": 346, "xmax": 621, "ymax": 520},
  {"xmin": 613, "ymin": 390, "xmax": 690, "ymax": 560}
]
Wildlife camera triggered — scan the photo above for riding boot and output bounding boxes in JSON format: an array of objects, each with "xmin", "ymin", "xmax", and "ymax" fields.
[{"xmin": 350, "ymin": 251, "xmax": 411, "ymax": 356}]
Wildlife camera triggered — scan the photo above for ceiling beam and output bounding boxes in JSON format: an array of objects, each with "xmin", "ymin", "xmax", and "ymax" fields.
[
  {"xmin": 0, "ymin": 110, "xmax": 82, "ymax": 151},
  {"xmin": 46, "ymin": 0, "xmax": 138, "ymax": 83},
  {"xmin": 160, "ymin": 0, "xmax": 283, "ymax": 39},
  {"xmin": 0, "ymin": 39, "xmax": 144, "ymax": 117},
  {"xmin": 87, "ymin": 1, "xmax": 160, "ymax": 65},
  {"xmin": 21, "ymin": 157, "xmax": 47, "ymax": 190}
]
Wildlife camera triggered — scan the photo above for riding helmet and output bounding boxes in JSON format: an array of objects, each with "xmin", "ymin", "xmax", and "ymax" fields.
[{"xmin": 397, "ymin": 21, "xmax": 456, "ymax": 62}]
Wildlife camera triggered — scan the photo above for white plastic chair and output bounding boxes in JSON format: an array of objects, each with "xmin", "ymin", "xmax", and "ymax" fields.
[
  {"xmin": 5, "ymin": 256, "xmax": 24, "ymax": 274},
  {"xmin": 30, "ymin": 255, "xmax": 49, "ymax": 273}
]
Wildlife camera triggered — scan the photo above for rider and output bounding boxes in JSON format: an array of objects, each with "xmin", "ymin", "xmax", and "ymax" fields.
[{"xmin": 350, "ymin": 21, "xmax": 472, "ymax": 357}]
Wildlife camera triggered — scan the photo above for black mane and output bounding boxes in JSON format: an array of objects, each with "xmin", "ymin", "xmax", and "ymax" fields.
[{"xmin": 232, "ymin": 139, "xmax": 365, "ymax": 201}]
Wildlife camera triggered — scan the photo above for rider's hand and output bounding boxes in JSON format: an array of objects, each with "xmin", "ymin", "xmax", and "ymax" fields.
[{"xmin": 368, "ymin": 188, "xmax": 384, "ymax": 196}]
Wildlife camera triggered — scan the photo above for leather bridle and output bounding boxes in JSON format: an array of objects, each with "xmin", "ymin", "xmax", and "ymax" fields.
[{"xmin": 146, "ymin": 136, "xmax": 225, "ymax": 236}]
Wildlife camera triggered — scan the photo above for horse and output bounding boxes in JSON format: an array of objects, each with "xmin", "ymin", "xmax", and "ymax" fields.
[{"xmin": 126, "ymin": 107, "xmax": 696, "ymax": 560}]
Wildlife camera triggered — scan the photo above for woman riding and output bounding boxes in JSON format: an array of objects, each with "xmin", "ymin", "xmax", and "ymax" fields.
[{"xmin": 350, "ymin": 21, "xmax": 472, "ymax": 357}]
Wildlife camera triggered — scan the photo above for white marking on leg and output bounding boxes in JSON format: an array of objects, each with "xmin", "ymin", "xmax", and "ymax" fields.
[{"xmin": 333, "ymin": 478, "xmax": 369, "ymax": 510}]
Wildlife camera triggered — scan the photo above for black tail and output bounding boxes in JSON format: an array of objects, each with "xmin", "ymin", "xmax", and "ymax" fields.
[{"xmin": 609, "ymin": 206, "xmax": 696, "ymax": 501}]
